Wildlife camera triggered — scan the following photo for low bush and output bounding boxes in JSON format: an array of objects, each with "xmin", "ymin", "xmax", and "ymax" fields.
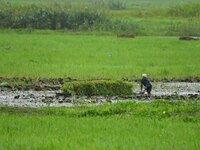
[{"xmin": 62, "ymin": 80, "xmax": 133, "ymax": 97}]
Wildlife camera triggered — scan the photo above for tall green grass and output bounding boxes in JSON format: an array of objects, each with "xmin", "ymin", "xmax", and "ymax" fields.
[
  {"xmin": 1, "ymin": 3, "xmax": 200, "ymax": 35},
  {"xmin": 4, "ymin": 0, "xmax": 200, "ymax": 9},
  {"xmin": 0, "ymin": 101, "xmax": 200, "ymax": 150},
  {"xmin": 168, "ymin": 3, "xmax": 200, "ymax": 18},
  {"xmin": 0, "ymin": 31, "xmax": 199, "ymax": 80},
  {"xmin": 0, "ymin": 3, "xmax": 107, "ymax": 30}
]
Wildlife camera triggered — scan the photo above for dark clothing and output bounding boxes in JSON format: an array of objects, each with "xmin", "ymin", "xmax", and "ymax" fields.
[
  {"xmin": 141, "ymin": 77, "xmax": 152, "ymax": 94},
  {"xmin": 146, "ymin": 85, "xmax": 152, "ymax": 94}
]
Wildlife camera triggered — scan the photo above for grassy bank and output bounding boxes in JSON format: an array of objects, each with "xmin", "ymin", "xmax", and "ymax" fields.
[
  {"xmin": 0, "ymin": 100, "xmax": 200, "ymax": 150},
  {"xmin": 0, "ymin": 30, "xmax": 199, "ymax": 80}
]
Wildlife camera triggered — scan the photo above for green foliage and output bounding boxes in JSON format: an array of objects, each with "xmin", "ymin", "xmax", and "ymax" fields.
[
  {"xmin": 0, "ymin": 4, "xmax": 107, "ymax": 30},
  {"xmin": 99, "ymin": 19, "xmax": 140, "ymax": 34},
  {"xmin": 0, "ymin": 82, "xmax": 10, "ymax": 87},
  {"xmin": 79, "ymin": 100, "xmax": 200, "ymax": 121},
  {"xmin": 1, "ymin": 2, "xmax": 200, "ymax": 36},
  {"xmin": 0, "ymin": 80, "xmax": 27, "ymax": 89},
  {"xmin": 62, "ymin": 80, "xmax": 133, "ymax": 96},
  {"xmin": 4, "ymin": 0, "xmax": 200, "ymax": 9},
  {"xmin": 0, "ymin": 100, "xmax": 200, "ymax": 121},
  {"xmin": 168, "ymin": 3, "xmax": 200, "ymax": 18},
  {"xmin": 107, "ymin": 0, "xmax": 127, "ymax": 10},
  {"xmin": 165, "ymin": 19, "xmax": 200, "ymax": 36}
]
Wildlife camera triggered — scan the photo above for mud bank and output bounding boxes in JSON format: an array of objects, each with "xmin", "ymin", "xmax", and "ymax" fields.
[
  {"xmin": 0, "ymin": 82, "xmax": 199, "ymax": 108},
  {"xmin": 0, "ymin": 77, "xmax": 200, "ymax": 91}
]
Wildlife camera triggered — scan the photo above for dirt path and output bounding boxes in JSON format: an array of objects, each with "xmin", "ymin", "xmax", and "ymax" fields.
[{"xmin": 0, "ymin": 82, "xmax": 199, "ymax": 108}]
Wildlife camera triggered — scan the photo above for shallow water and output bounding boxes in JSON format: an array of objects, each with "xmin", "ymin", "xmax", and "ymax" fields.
[
  {"xmin": 0, "ymin": 82, "xmax": 199, "ymax": 108},
  {"xmin": 144, "ymin": 82, "xmax": 199, "ymax": 96}
]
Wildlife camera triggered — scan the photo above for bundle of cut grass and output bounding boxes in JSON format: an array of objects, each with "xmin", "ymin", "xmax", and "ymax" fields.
[{"xmin": 62, "ymin": 80, "xmax": 133, "ymax": 97}]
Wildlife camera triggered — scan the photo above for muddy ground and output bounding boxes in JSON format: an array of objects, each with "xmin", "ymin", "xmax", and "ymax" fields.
[{"xmin": 0, "ymin": 81, "xmax": 199, "ymax": 108}]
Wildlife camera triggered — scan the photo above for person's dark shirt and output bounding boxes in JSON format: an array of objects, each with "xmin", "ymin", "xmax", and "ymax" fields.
[{"xmin": 141, "ymin": 77, "xmax": 152, "ymax": 91}]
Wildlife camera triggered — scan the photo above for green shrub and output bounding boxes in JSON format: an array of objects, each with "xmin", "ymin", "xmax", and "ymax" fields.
[
  {"xmin": 62, "ymin": 80, "xmax": 133, "ymax": 97},
  {"xmin": 168, "ymin": 3, "xmax": 200, "ymax": 18}
]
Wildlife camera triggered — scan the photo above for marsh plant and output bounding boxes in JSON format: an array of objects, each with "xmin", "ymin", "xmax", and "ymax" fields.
[{"xmin": 1, "ymin": 2, "xmax": 200, "ymax": 35}]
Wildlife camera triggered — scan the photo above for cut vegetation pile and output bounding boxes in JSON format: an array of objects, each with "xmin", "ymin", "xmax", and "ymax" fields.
[{"xmin": 62, "ymin": 80, "xmax": 133, "ymax": 97}]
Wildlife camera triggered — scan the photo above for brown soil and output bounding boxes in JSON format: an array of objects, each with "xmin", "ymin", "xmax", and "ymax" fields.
[
  {"xmin": 117, "ymin": 34, "xmax": 135, "ymax": 38},
  {"xmin": 0, "ymin": 82, "xmax": 199, "ymax": 108},
  {"xmin": 179, "ymin": 36, "xmax": 199, "ymax": 40}
]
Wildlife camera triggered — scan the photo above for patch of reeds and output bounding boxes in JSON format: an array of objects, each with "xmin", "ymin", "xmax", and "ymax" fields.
[
  {"xmin": 0, "ymin": 3, "xmax": 107, "ymax": 30},
  {"xmin": 0, "ymin": 3, "xmax": 200, "ymax": 35},
  {"xmin": 168, "ymin": 3, "xmax": 200, "ymax": 18}
]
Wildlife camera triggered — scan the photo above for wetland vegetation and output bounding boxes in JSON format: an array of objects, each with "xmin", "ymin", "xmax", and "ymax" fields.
[{"xmin": 0, "ymin": 0, "xmax": 200, "ymax": 149}]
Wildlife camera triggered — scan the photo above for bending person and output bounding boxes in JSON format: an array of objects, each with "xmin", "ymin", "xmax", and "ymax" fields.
[{"xmin": 140, "ymin": 74, "xmax": 152, "ymax": 98}]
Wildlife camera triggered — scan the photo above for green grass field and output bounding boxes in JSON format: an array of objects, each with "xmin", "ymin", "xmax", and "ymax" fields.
[
  {"xmin": 0, "ymin": 101, "xmax": 200, "ymax": 150},
  {"xmin": 4, "ymin": 0, "xmax": 200, "ymax": 9},
  {"xmin": 0, "ymin": 30, "xmax": 199, "ymax": 80}
]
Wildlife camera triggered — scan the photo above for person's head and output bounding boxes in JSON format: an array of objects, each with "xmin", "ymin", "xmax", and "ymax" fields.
[{"xmin": 142, "ymin": 73, "xmax": 147, "ymax": 78}]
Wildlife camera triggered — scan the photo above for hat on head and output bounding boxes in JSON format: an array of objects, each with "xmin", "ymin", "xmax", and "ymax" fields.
[{"xmin": 142, "ymin": 73, "xmax": 147, "ymax": 77}]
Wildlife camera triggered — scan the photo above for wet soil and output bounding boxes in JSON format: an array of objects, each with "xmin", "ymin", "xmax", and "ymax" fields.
[
  {"xmin": 0, "ymin": 77, "xmax": 200, "ymax": 91},
  {"xmin": 0, "ymin": 82, "xmax": 199, "ymax": 108}
]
